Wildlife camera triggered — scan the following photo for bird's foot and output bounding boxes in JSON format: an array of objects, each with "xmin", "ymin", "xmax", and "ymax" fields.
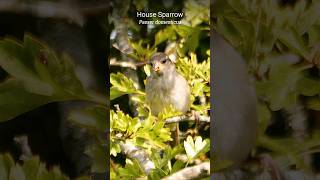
[
  {"xmin": 192, "ymin": 110, "xmax": 200, "ymax": 126},
  {"xmin": 184, "ymin": 110, "xmax": 201, "ymax": 137},
  {"xmin": 187, "ymin": 110, "xmax": 200, "ymax": 125}
]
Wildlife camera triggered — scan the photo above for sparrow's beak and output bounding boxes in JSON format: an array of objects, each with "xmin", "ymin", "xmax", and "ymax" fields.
[{"xmin": 153, "ymin": 62, "xmax": 160, "ymax": 72}]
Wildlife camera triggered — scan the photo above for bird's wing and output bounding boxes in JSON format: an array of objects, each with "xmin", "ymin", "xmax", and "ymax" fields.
[{"xmin": 170, "ymin": 73, "xmax": 190, "ymax": 113}]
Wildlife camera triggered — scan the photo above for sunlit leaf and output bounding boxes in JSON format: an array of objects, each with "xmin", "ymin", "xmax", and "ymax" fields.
[{"xmin": 118, "ymin": 159, "xmax": 145, "ymax": 179}]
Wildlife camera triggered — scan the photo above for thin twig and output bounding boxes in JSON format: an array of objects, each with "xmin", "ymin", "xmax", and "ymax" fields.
[
  {"xmin": 110, "ymin": 58, "xmax": 137, "ymax": 70},
  {"xmin": 110, "ymin": 58, "xmax": 147, "ymax": 70},
  {"xmin": 165, "ymin": 114, "xmax": 210, "ymax": 124},
  {"xmin": 162, "ymin": 162, "xmax": 210, "ymax": 180}
]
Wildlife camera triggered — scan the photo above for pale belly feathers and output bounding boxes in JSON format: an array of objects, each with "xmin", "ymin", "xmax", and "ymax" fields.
[{"xmin": 146, "ymin": 73, "xmax": 190, "ymax": 116}]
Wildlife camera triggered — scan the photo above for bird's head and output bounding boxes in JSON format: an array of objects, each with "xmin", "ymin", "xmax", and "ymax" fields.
[{"xmin": 149, "ymin": 52, "xmax": 175, "ymax": 76}]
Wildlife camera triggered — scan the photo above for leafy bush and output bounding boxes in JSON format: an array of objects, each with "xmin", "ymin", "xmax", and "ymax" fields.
[
  {"xmin": 0, "ymin": 35, "xmax": 107, "ymax": 178},
  {"xmin": 214, "ymin": 0, "xmax": 320, "ymax": 174}
]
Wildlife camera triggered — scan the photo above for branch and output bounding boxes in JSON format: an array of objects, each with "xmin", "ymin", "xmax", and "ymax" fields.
[
  {"xmin": 165, "ymin": 114, "xmax": 210, "ymax": 124},
  {"xmin": 120, "ymin": 140, "xmax": 155, "ymax": 175},
  {"xmin": 110, "ymin": 58, "xmax": 137, "ymax": 70},
  {"xmin": 110, "ymin": 58, "xmax": 147, "ymax": 70},
  {"xmin": 162, "ymin": 162, "xmax": 210, "ymax": 180},
  {"xmin": 175, "ymin": 154, "xmax": 202, "ymax": 165}
]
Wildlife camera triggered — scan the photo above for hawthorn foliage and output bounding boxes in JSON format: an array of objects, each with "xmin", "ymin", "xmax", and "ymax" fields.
[
  {"xmin": 214, "ymin": 0, "xmax": 320, "ymax": 174},
  {"xmin": 0, "ymin": 34, "xmax": 107, "ymax": 179}
]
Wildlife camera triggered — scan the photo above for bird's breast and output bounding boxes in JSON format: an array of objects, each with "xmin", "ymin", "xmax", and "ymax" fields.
[{"xmin": 146, "ymin": 74, "xmax": 190, "ymax": 116}]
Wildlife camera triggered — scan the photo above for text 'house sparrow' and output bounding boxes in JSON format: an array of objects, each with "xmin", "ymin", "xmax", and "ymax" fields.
[{"xmin": 146, "ymin": 53, "xmax": 190, "ymax": 144}]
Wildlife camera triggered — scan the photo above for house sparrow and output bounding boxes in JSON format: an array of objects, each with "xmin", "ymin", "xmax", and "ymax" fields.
[
  {"xmin": 212, "ymin": 32, "xmax": 284, "ymax": 180},
  {"xmin": 146, "ymin": 53, "xmax": 190, "ymax": 144},
  {"xmin": 212, "ymin": 33, "xmax": 257, "ymax": 165},
  {"xmin": 146, "ymin": 53, "xmax": 190, "ymax": 115}
]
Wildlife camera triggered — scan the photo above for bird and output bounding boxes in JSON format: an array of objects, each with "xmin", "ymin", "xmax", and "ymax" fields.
[
  {"xmin": 212, "ymin": 31, "xmax": 284, "ymax": 180},
  {"xmin": 145, "ymin": 52, "xmax": 190, "ymax": 144},
  {"xmin": 212, "ymin": 32, "xmax": 258, "ymax": 166}
]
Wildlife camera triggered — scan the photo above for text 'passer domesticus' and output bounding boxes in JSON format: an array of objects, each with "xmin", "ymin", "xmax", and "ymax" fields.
[{"xmin": 146, "ymin": 52, "xmax": 190, "ymax": 116}]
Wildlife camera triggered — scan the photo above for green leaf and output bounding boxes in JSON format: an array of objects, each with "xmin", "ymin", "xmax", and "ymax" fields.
[
  {"xmin": 257, "ymin": 60, "xmax": 320, "ymax": 111},
  {"xmin": 176, "ymin": 53, "xmax": 210, "ymax": 83},
  {"xmin": 0, "ymin": 36, "xmax": 53, "ymax": 96},
  {"xmin": 9, "ymin": 165, "xmax": 26, "ymax": 180},
  {"xmin": 278, "ymin": 27, "xmax": 310, "ymax": 59},
  {"xmin": 192, "ymin": 80, "xmax": 206, "ymax": 97},
  {"xmin": 0, "ymin": 155, "xmax": 10, "ymax": 180},
  {"xmin": 110, "ymin": 72, "xmax": 143, "ymax": 100},
  {"xmin": 110, "ymin": 110, "xmax": 140, "ymax": 133},
  {"xmin": 225, "ymin": 16, "xmax": 255, "ymax": 59},
  {"xmin": 150, "ymin": 145, "xmax": 184, "ymax": 170},
  {"xmin": 173, "ymin": 25, "xmax": 201, "ymax": 55},
  {"xmin": 148, "ymin": 168, "xmax": 166, "ymax": 180},
  {"xmin": 0, "ymin": 35, "xmax": 86, "ymax": 98},
  {"xmin": 143, "ymin": 64, "xmax": 151, "ymax": 77},
  {"xmin": 257, "ymin": 23, "xmax": 277, "ymax": 54},
  {"xmin": 306, "ymin": 97, "xmax": 320, "ymax": 110},
  {"xmin": 128, "ymin": 40, "xmax": 157, "ymax": 61},
  {"xmin": 226, "ymin": 0, "xmax": 250, "ymax": 16},
  {"xmin": 1, "ymin": 153, "xmax": 71, "ymax": 180},
  {"xmin": 118, "ymin": 159, "xmax": 145, "ymax": 179},
  {"xmin": 256, "ymin": 134, "xmax": 320, "ymax": 169},
  {"xmin": 171, "ymin": 160, "xmax": 185, "ymax": 173},
  {"xmin": 110, "ymin": 87, "xmax": 127, "ymax": 101},
  {"xmin": 296, "ymin": 1, "xmax": 320, "ymax": 35},
  {"xmin": 183, "ymin": 0, "xmax": 210, "ymax": 26},
  {"xmin": 133, "ymin": 0, "xmax": 148, "ymax": 11},
  {"xmin": 36, "ymin": 162, "xmax": 69, "ymax": 180},
  {"xmin": 296, "ymin": 75, "xmax": 320, "ymax": 96},
  {"xmin": 0, "ymin": 79, "xmax": 64, "ymax": 122},
  {"xmin": 155, "ymin": 26, "xmax": 176, "ymax": 46},
  {"xmin": 216, "ymin": 17, "xmax": 242, "ymax": 49},
  {"xmin": 0, "ymin": 35, "xmax": 89, "ymax": 122},
  {"xmin": 258, "ymin": 103, "xmax": 271, "ymax": 134},
  {"xmin": 110, "ymin": 140, "xmax": 121, "ymax": 157},
  {"xmin": 157, "ymin": 105, "xmax": 182, "ymax": 121},
  {"xmin": 136, "ymin": 116, "xmax": 172, "ymax": 148},
  {"xmin": 36, "ymin": 51, "xmax": 87, "ymax": 97},
  {"xmin": 256, "ymin": 62, "xmax": 300, "ymax": 111},
  {"xmin": 308, "ymin": 25, "xmax": 320, "ymax": 46},
  {"xmin": 22, "ymin": 156, "xmax": 40, "ymax": 180}
]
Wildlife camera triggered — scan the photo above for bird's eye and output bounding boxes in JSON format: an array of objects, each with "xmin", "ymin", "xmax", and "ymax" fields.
[{"xmin": 160, "ymin": 59, "xmax": 167, "ymax": 64}]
